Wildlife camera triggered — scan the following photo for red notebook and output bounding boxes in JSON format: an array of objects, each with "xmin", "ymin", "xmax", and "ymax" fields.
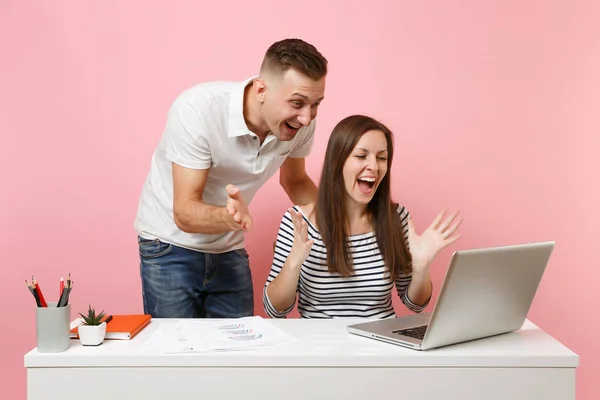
[{"xmin": 70, "ymin": 314, "xmax": 152, "ymax": 340}]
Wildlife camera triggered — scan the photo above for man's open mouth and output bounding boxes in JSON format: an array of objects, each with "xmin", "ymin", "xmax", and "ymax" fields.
[{"xmin": 285, "ymin": 121, "xmax": 301, "ymax": 130}]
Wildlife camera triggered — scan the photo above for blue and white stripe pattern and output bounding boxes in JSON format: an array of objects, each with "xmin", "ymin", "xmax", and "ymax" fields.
[{"xmin": 263, "ymin": 205, "xmax": 429, "ymax": 318}]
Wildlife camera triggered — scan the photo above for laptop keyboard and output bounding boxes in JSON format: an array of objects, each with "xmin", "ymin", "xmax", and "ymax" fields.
[{"xmin": 392, "ymin": 325, "xmax": 428, "ymax": 340}]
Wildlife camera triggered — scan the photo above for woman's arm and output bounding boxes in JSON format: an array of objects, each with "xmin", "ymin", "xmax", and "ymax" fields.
[{"xmin": 263, "ymin": 207, "xmax": 314, "ymax": 317}]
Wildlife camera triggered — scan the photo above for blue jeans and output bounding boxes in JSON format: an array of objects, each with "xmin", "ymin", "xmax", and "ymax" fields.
[{"xmin": 138, "ymin": 236, "xmax": 254, "ymax": 318}]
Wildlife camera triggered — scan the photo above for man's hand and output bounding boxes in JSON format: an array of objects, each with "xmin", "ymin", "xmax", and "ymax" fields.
[{"xmin": 225, "ymin": 184, "xmax": 253, "ymax": 231}]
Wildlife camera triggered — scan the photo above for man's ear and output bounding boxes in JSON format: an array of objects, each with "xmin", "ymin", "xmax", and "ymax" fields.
[{"xmin": 253, "ymin": 78, "xmax": 267, "ymax": 102}]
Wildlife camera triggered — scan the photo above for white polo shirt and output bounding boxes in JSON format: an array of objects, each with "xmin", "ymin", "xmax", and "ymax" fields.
[{"xmin": 134, "ymin": 77, "xmax": 316, "ymax": 253}]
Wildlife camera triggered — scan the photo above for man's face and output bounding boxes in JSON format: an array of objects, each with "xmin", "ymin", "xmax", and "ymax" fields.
[{"xmin": 260, "ymin": 69, "xmax": 326, "ymax": 141}]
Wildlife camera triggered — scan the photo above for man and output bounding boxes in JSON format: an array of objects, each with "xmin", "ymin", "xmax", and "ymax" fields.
[{"xmin": 134, "ymin": 38, "xmax": 327, "ymax": 318}]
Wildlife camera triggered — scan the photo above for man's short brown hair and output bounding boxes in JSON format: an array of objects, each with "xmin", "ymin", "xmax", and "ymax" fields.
[{"xmin": 260, "ymin": 38, "xmax": 328, "ymax": 81}]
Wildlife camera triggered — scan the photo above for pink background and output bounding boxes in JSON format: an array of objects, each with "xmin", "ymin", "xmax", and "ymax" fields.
[{"xmin": 1, "ymin": 1, "xmax": 598, "ymax": 398}]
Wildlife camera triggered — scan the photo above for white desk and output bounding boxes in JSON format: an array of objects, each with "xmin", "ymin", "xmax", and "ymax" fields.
[{"xmin": 25, "ymin": 318, "xmax": 578, "ymax": 400}]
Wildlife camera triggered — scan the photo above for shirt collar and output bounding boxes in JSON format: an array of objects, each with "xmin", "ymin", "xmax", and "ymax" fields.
[{"xmin": 228, "ymin": 76, "xmax": 257, "ymax": 138}]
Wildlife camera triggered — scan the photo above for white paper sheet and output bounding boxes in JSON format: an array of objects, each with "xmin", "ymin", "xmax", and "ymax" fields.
[{"xmin": 144, "ymin": 316, "xmax": 297, "ymax": 354}]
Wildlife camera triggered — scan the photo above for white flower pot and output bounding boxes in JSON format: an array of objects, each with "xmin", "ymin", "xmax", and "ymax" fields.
[{"xmin": 78, "ymin": 322, "xmax": 106, "ymax": 346}]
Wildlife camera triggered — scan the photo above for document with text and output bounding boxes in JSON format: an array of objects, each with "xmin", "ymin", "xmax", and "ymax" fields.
[{"xmin": 144, "ymin": 316, "xmax": 298, "ymax": 354}]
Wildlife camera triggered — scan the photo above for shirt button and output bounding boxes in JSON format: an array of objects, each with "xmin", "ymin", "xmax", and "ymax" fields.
[{"xmin": 253, "ymin": 136, "xmax": 257, "ymax": 140}]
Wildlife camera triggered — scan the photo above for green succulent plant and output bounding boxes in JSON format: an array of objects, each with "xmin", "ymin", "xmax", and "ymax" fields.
[{"xmin": 79, "ymin": 304, "xmax": 106, "ymax": 326}]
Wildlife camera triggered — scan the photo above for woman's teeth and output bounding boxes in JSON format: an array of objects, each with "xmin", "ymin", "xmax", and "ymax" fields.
[{"xmin": 358, "ymin": 177, "xmax": 376, "ymax": 188}]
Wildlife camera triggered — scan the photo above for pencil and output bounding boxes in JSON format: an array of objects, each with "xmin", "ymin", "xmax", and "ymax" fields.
[
  {"xmin": 32, "ymin": 276, "xmax": 48, "ymax": 307},
  {"xmin": 31, "ymin": 282, "xmax": 42, "ymax": 307},
  {"xmin": 57, "ymin": 281, "xmax": 69, "ymax": 307},
  {"xmin": 64, "ymin": 281, "xmax": 73, "ymax": 306},
  {"xmin": 25, "ymin": 280, "xmax": 39, "ymax": 306},
  {"xmin": 25, "ymin": 279, "xmax": 34, "ymax": 296}
]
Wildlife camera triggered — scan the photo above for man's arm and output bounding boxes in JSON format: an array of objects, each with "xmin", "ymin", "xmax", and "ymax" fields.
[
  {"xmin": 279, "ymin": 157, "xmax": 317, "ymax": 205},
  {"xmin": 172, "ymin": 163, "xmax": 247, "ymax": 234}
]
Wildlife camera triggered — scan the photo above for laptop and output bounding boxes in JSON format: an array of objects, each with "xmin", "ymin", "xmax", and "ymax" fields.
[{"xmin": 347, "ymin": 241, "xmax": 554, "ymax": 350}]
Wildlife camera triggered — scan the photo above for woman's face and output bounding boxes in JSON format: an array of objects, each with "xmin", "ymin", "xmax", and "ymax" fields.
[{"xmin": 342, "ymin": 129, "xmax": 389, "ymax": 207}]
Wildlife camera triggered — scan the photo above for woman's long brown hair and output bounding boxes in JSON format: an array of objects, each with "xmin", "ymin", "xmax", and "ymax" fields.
[{"xmin": 313, "ymin": 115, "xmax": 412, "ymax": 278}]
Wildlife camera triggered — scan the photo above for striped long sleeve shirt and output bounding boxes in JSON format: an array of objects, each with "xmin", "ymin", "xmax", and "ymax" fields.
[{"xmin": 263, "ymin": 205, "xmax": 430, "ymax": 319}]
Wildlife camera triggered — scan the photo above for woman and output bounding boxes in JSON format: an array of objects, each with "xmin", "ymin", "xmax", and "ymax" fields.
[{"xmin": 263, "ymin": 115, "xmax": 462, "ymax": 318}]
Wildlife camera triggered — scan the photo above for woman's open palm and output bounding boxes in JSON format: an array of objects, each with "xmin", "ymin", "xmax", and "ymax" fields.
[
  {"xmin": 288, "ymin": 208, "xmax": 314, "ymax": 266},
  {"xmin": 408, "ymin": 210, "xmax": 463, "ymax": 271}
]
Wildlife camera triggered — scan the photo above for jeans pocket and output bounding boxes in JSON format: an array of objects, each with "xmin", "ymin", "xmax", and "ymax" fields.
[
  {"xmin": 233, "ymin": 248, "xmax": 249, "ymax": 259},
  {"xmin": 139, "ymin": 237, "xmax": 172, "ymax": 259}
]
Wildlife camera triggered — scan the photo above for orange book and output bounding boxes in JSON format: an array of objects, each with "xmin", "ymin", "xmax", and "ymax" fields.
[{"xmin": 70, "ymin": 314, "xmax": 151, "ymax": 340}]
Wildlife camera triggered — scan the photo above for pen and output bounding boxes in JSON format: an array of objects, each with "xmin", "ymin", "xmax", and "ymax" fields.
[
  {"xmin": 59, "ymin": 276, "xmax": 64, "ymax": 299},
  {"xmin": 104, "ymin": 315, "xmax": 113, "ymax": 324}
]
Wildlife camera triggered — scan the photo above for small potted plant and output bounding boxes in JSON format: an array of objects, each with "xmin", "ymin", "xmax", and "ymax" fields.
[{"xmin": 77, "ymin": 305, "xmax": 107, "ymax": 346}]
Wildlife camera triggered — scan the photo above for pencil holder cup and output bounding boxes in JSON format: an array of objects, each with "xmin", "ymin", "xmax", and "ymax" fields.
[{"xmin": 36, "ymin": 302, "xmax": 71, "ymax": 353}]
